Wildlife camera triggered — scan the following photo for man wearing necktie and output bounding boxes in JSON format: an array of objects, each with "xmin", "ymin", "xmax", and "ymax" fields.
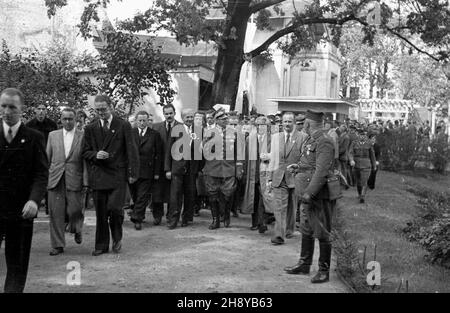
[
  {"xmin": 150, "ymin": 104, "xmax": 181, "ymax": 226},
  {"xmin": 46, "ymin": 108, "xmax": 88, "ymax": 256},
  {"xmin": 128, "ymin": 111, "xmax": 162, "ymax": 230},
  {"xmin": 0, "ymin": 88, "xmax": 48, "ymax": 293},
  {"xmin": 82, "ymin": 95, "xmax": 139, "ymax": 256},
  {"xmin": 165, "ymin": 109, "xmax": 200, "ymax": 229},
  {"xmin": 267, "ymin": 112, "xmax": 303, "ymax": 245}
]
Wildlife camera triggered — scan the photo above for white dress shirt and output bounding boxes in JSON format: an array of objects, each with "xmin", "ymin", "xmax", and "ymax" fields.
[
  {"xmin": 284, "ymin": 131, "xmax": 292, "ymax": 143},
  {"xmin": 3, "ymin": 120, "xmax": 21, "ymax": 142},
  {"xmin": 100, "ymin": 115, "xmax": 113, "ymax": 129},
  {"xmin": 138, "ymin": 127, "xmax": 148, "ymax": 137},
  {"xmin": 63, "ymin": 128, "xmax": 75, "ymax": 158}
]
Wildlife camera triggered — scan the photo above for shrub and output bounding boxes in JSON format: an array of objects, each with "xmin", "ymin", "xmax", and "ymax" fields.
[{"xmin": 403, "ymin": 185, "xmax": 450, "ymax": 268}]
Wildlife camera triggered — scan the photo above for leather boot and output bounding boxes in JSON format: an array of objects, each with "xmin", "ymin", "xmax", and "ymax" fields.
[
  {"xmin": 209, "ymin": 204, "xmax": 220, "ymax": 230},
  {"xmin": 223, "ymin": 205, "xmax": 231, "ymax": 228},
  {"xmin": 284, "ymin": 235, "xmax": 314, "ymax": 275},
  {"xmin": 311, "ymin": 241, "xmax": 331, "ymax": 283}
]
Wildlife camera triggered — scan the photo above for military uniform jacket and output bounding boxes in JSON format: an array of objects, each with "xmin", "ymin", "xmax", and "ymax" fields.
[
  {"xmin": 82, "ymin": 116, "xmax": 139, "ymax": 190},
  {"xmin": 348, "ymin": 136, "xmax": 376, "ymax": 169},
  {"xmin": 294, "ymin": 130, "xmax": 335, "ymax": 199},
  {"xmin": 0, "ymin": 124, "xmax": 48, "ymax": 218},
  {"xmin": 202, "ymin": 126, "xmax": 244, "ymax": 178}
]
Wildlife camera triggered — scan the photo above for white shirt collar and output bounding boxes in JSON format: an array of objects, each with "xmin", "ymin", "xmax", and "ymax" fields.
[
  {"xmin": 138, "ymin": 127, "xmax": 148, "ymax": 135},
  {"xmin": 63, "ymin": 128, "xmax": 75, "ymax": 136},
  {"xmin": 3, "ymin": 120, "xmax": 21, "ymax": 137},
  {"xmin": 101, "ymin": 115, "xmax": 113, "ymax": 127}
]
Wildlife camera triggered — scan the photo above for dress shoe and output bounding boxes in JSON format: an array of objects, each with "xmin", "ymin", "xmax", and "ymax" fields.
[
  {"xmin": 181, "ymin": 221, "xmax": 189, "ymax": 227},
  {"xmin": 92, "ymin": 249, "xmax": 108, "ymax": 256},
  {"xmin": 194, "ymin": 212, "xmax": 200, "ymax": 217},
  {"xmin": 167, "ymin": 223, "xmax": 177, "ymax": 230},
  {"xmin": 271, "ymin": 237, "xmax": 285, "ymax": 245},
  {"xmin": 232, "ymin": 212, "xmax": 239, "ymax": 218},
  {"xmin": 74, "ymin": 232, "xmax": 82, "ymax": 244},
  {"xmin": 49, "ymin": 247, "xmax": 64, "ymax": 256},
  {"xmin": 286, "ymin": 233, "xmax": 294, "ymax": 239},
  {"xmin": 134, "ymin": 222, "xmax": 142, "ymax": 230},
  {"xmin": 311, "ymin": 271, "xmax": 329, "ymax": 283},
  {"xmin": 284, "ymin": 263, "xmax": 310, "ymax": 275},
  {"xmin": 258, "ymin": 225, "xmax": 268, "ymax": 234},
  {"xmin": 153, "ymin": 217, "xmax": 162, "ymax": 225},
  {"xmin": 250, "ymin": 225, "xmax": 259, "ymax": 231},
  {"xmin": 360, "ymin": 198, "xmax": 365, "ymax": 203},
  {"xmin": 112, "ymin": 241, "xmax": 122, "ymax": 253}
]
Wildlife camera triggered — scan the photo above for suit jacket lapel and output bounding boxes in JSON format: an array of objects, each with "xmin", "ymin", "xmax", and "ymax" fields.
[
  {"xmin": 102, "ymin": 117, "xmax": 119, "ymax": 150},
  {"xmin": 140, "ymin": 128, "xmax": 150, "ymax": 146},
  {"xmin": 0, "ymin": 124, "xmax": 25, "ymax": 169},
  {"xmin": 285, "ymin": 130, "xmax": 297, "ymax": 157},
  {"xmin": 66, "ymin": 130, "xmax": 81, "ymax": 160}
]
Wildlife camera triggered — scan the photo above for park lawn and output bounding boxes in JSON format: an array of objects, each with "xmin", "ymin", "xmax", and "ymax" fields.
[{"xmin": 338, "ymin": 170, "xmax": 450, "ymax": 293}]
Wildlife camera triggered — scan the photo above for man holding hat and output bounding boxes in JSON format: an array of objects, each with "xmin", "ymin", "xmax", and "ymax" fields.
[{"xmin": 284, "ymin": 110, "xmax": 336, "ymax": 284}]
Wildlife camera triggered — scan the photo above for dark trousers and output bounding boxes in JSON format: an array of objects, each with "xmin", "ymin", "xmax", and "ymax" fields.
[
  {"xmin": 129, "ymin": 178, "xmax": 152, "ymax": 223},
  {"xmin": 251, "ymin": 182, "xmax": 266, "ymax": 227},
  {"xmin": 92, "ymin": 184, "xmax": 127, "ymax": 251},
  {"xmin": 0, "ymin": 217, "xmax": 34, "ymax": 293},
  {"xmin": 168, "ymin": 173, "xmax": 195, "ymax": 225}
]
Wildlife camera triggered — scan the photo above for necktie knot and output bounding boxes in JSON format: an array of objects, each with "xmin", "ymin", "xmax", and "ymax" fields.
[{"xmin": 5, "ymin": 127, "xmax": 13, "ymax": 144}]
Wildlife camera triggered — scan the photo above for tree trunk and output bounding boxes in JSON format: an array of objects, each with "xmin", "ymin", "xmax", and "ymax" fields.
[{"xmin": 211, "ymin": 1, "xmax": 251, "ymax": 111}]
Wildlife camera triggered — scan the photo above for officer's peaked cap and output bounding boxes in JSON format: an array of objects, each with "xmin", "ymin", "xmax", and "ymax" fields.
[{"xmin": 305, "ymin": 110, "xmax": 324, "ymax": 122}]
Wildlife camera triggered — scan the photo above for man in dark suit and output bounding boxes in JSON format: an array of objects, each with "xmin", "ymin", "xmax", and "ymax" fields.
[
  {"xmin": 82, "ymin": 95, "xmax": 139, "ymax": 256},
  {"xmin": 26, "ymin": 103, "xmax": 57, "ymax": 215},
  {"xmin": 165, "ymin": 109, "xmax": 201, "ymax": 229},
  {"xmin": 129, "ymin": 111, "xmax": 162, "ymax": 230},
  {"xmin": 0, "ymin": 88, "xmax": 48, "ymax": 293},
  {"xmin": 151, "ymin": 104, "xmax": 181, "ymax": 225}
]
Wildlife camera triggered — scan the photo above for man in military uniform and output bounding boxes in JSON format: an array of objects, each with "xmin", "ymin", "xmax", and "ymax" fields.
[
  {"xmin": 348, "ymin": 127, "xmax": 376, "ymax": 203},
  {"xmin": 284, "ymin": 110, "xmax": 336, "ymax": 284},
  {"xmin": 202, "ymin": 109, "xmax": 244, "ymax": 229}
]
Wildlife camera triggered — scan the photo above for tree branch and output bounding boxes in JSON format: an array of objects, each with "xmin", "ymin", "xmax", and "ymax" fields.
[
  {"xmin": 246, "ymin": 15, "xmax": 356, "ymax": 58},
  {"xmin": 249, "ymin": 0, "xmax": 286, "ymax": 14},
  {"xmin": 351, "ymin": 16, "xmax": 442, "ymax": 62}
]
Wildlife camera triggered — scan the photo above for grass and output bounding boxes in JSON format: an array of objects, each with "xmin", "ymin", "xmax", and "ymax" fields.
[{"xmin": 336, "ymin": 170, "xmax": 450, "ymax": 293}]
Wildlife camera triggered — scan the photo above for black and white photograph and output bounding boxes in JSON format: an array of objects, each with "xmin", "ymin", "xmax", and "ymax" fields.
[{"xmin": 1, "ymin": 0, "xmax": 450, "ymax": 298}]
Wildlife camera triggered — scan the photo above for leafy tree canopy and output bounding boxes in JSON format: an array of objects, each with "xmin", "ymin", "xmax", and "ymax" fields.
[{"xmin": 0, "ymin": 39, "xmax": 96, "ymax": 121}]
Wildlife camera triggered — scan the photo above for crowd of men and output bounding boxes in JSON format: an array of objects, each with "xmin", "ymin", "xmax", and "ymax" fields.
[{"xmin": 1, "ymin": 87, "xmax": 388, "ymax": 293}]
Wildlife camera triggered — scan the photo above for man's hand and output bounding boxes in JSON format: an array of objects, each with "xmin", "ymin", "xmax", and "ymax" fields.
[
  {"xmin": 376, "ymin": 161, "xmax": 379, "ymax": 167},
  {"xmin": 166, "ymin": 171, "xmax": 172, "ymax": 180},
  {"xmin": 267, "ymin": 180, "xmax": 273, "ymax": 191},
  {"xmin": 128, "ymin": 177, "xmax": 138, "ymax": 184},
  {"xmin": 350, "ymin": 160, "xmax": 355, "ymax": 167},
  {"xmin": 301, "ymin": 193, "xmax": 312, "ymax": 204},
  {"xmin": 96, "ymin": 150, "xmax": 110, "ymax": 160},
  {"xmin": 154, "ymin": 175, "xmax": 159, "ymax": 180},
  {"xmin": 82, "ymin": 186, "xmax": 90, "ymax": 193},
  {"xmin": 22, "ymin": 200, "xmax": 38, "ymax": 220},
  {"xmin": 287, "ymin": 164, "xmax": 299, "ymax": 173}
]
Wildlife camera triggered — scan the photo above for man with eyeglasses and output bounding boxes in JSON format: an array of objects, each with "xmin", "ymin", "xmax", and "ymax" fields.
[{"xmin": 82, "ymin": 95, "xmax": 139, "ymax": 256}]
